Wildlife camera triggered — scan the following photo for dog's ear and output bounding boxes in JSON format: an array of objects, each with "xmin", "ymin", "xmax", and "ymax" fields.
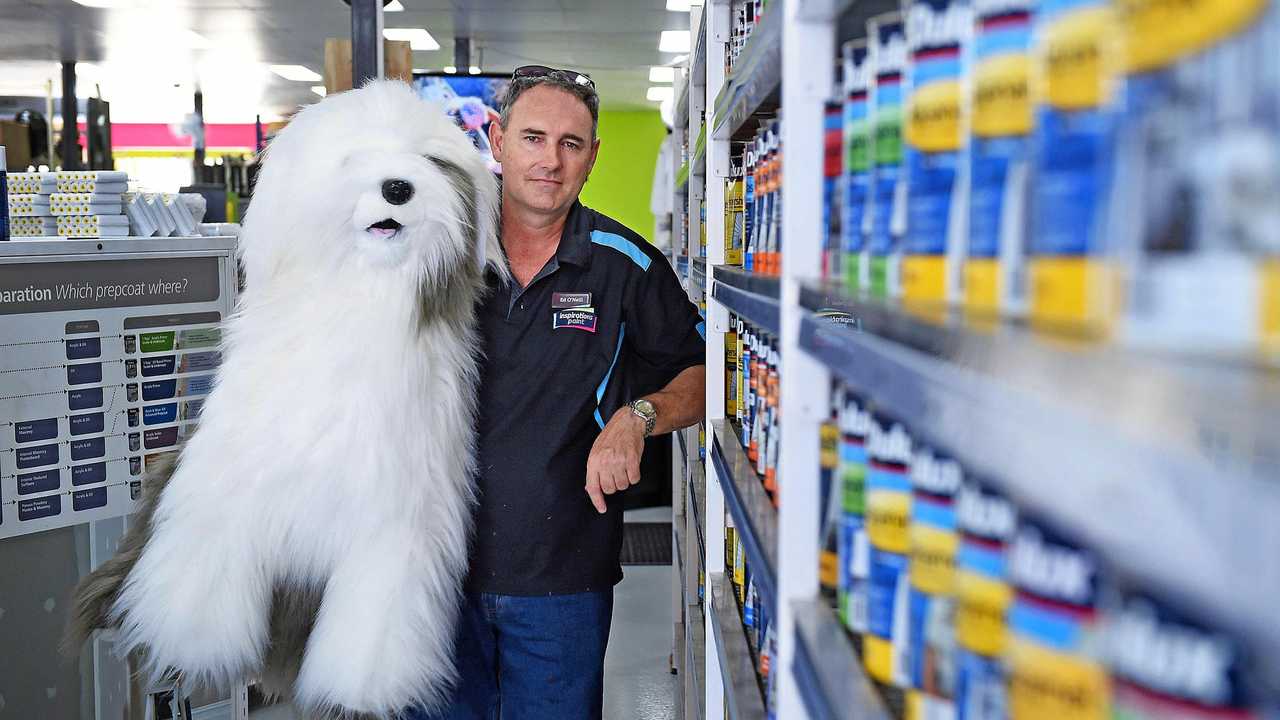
[
  {"xmin": 424, "ymin": 140, "xmax": 509, "ymax": 284},
  {"xmin": 475, "ymin": 169, "xmax": 509, "ymax": 283}
]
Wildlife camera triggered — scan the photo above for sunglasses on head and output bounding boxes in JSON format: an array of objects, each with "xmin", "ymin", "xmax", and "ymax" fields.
[{"xmin": 512, "ymin": 65, "xmax": 595, "ymax": 89}]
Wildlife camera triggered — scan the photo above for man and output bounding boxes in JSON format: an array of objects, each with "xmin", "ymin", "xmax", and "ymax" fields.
[{"xmin": 411, "ymin": 67, "xmax": 706, "ymax": 719}]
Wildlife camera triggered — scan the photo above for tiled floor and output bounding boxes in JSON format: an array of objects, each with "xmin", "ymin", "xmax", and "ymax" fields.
[{"xmin": 248, "ymin": 508, "xmax": 677, "ymax": 720}]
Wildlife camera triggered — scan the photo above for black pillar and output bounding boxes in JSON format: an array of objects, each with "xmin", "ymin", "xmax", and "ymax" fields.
[
  {"xmin": 60, "ymin": 61, "xmax": 80, "ymax": 170},
  {"xmin": 193, "ymin": 89, "xmax": 205, "ymax": 181},
  {"xmin": 351, "ymin": 0, "xmax": 383, "ymax": 88},
  {"xmin": 454, "ymin": 37, "xmax": 470, "ymax": 72}
]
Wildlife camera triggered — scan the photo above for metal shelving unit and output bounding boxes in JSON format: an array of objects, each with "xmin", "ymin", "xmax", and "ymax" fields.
[
  {"xmin": 711, "ymin": 266, "xmax": 780, "ymax": 335},
  {"xmin": 708, "ymin": 572, "xmax": 767, "ymax": 720},
  {"xmin": 671, "ymin": 1, "xmax": 1280, "ymax": 719},
  {"xmin": 792, "ymin": 600, "xmax": 891, "ymax": 720},
  {"xmin": 711, "ymin": 0, "xmax": 783, "ymax": 141},
  {"xmin": 709, "ymin": 420, "xmax": 778, "ymax": 618},
  {"xmin": 798, "ymin": 285, "xmax": 1280, "ymax": 658},
  {"xmin": 692, "ymin": 124, "xmax": 707, "ymax": 179}
]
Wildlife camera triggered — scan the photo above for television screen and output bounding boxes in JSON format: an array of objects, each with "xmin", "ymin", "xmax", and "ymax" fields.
[{"xmin": 413, "ymin": 73, "xmax": 511, "ymax": 174}]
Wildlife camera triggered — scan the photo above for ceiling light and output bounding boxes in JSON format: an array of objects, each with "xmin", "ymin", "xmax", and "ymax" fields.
[
  {"xmin": 311, "ymin": 85, "xmax": 326, "ymax": 97},
  {"xmin": 647, "ymin": 86, "xmax": 674, "ymax": 102},
  {"xmin": 469, "ymin": 66, "xmax": 481, "ymax": 75},
  {"xmin": 659, "ymin": 30, "xmax": 691, "ymax": 53},
  {"xmin": 269, "ymin": 64, "xmax": 323, "ymax": 82},
  {"xmin": 443, "ymin": 65, "xmax": 457, "ymax": 74},
  {"xmin": 669, "ymin": 54, "xmax": 689, "ymax": 65},
  {"xmin": 666, "ymin": 0, "xmax": 704, "ymax": 9},
  {"xmin": 383, "ymin": 28, "xmax": 440, "ymax": 51},
  {"xmin": 384, "ymin": 0, "xmax": 405, "ymax": 10},
  {"xmin": 649, "ymin": 66, "xmax": 675, "ymax": 83},
  {"xmin": 71, "ymin": 0, "xmax": 136, "ymax": 7}
]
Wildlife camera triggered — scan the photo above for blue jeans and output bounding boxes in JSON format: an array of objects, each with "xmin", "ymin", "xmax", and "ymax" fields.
[{"xmin": 407, "ymin": 589, "xmax": 614, "ymax": 720}]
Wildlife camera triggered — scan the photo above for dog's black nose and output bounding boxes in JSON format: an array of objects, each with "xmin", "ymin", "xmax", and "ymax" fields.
[{"xmin": 382, "ymin": 179, "xmax": 414, "ymax": 206}]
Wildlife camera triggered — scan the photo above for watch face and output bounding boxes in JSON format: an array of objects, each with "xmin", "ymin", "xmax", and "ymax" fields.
[{"xmin": 635, "ymin": 399, "xmax": 656, "ymax": 417}]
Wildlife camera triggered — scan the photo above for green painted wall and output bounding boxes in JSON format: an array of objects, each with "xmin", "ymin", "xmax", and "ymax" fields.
[{"xmin": 579, "ymin": 109, "xmax": 668, "ymax": 244}]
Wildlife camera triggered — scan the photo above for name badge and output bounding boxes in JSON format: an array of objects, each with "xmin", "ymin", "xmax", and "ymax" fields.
[{"xmin": 552, "ymin": 291, "xmax": 592, "ymax": 309}]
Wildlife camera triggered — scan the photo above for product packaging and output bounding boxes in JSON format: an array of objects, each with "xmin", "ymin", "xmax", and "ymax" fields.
[
  {"xmin": 902, "ymin": 0, "xmax": 971, "ymax": 310},
  {"xmin": 967, "ymin": 0, "xmax": 1034, "ymax": 318},
  {"xmin": 868, "ymin": 12, "xmax": 909, "ymax": 300}
]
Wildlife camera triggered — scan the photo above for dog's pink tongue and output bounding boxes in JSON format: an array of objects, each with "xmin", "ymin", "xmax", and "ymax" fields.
[{"xmin": 368, "ymin": 227, "xmax": 398, "ymax": 239}]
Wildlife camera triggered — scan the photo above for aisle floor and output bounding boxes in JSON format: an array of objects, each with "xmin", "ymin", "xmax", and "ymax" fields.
[{"xmin": 248, "ymin": 507, "xmax": 677, "ymax": 720}]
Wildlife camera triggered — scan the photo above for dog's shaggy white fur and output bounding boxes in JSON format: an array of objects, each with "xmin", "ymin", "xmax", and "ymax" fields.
[{"xmin": 68, "ymin": 80, "xmax": 503, "ymax": 718}]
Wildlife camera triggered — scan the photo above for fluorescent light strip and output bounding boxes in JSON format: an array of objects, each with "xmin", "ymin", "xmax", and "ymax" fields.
[
  {"xmin": 269, "ymin": 64, "xmax": 323, "ymax": 82},
  {"xmin": 385, "ymin": 0, "xmax": 405, "ymax": 10},
  {"xmin": 659, "ymin": 30, "xmax": 691, "ymax": 53},
  {"xmin": 646, "ymin": 86, "xmax": 674, "ymax": 102},
  {"xmin": 383, "ymin": 28, "xmax": 440, "ymax": 51},
  {"xmin": 649, "ymin": 66, "xmax": 675, "ymax": 83}
]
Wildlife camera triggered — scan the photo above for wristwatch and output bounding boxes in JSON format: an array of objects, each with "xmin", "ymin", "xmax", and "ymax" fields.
[{"xmin": 629, "ymin": 399, "xmax": 657, "ymax": 437}]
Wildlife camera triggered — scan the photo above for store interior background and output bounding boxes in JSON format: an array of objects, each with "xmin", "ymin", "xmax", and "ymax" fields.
[
  {"xmin": 0, "ymin": 0, "xmax": 687, "ymax": 243},
  {"xmin": 0, "ymin": 2, "xmax": 694, "ymax": 718}
]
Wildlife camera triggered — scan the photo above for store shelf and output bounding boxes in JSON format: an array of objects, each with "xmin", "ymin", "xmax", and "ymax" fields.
[
  {"xmin": 676, "ymin": 76, "xmax": 691, "ymax": 129},
  {"xmin": 791, "ymin": 599, "xmax": 891, "ymax": 720},
  {"xmin": 675, "ymin": 510, "xmax": 690, "ymax": 600},
  {"xmin": 709, "ymin": 420, "xmax": 777, "ymax": 619},
  {"xmin": 687, "ymin": 602, "xmax": 707, "ymax": 720},
  {"xmin": 691, "ymin": 1, "xmax": 708, "ymax": 90},
  {"xmin": 710, "ymin": 266, "xmax": 780, "ymax": 335},
  {"xmin": 708, "ymin": 572, "xmax": 767, "ymax": 720},
  {"xmin": 689, "ymin": 449, "xmax": 707, "ymax": 563},
  {"xmin": 711, "ymin": 0, "xmax": 783, "ymax": 141},
  {"xmin": 692, "ymin": 257, "xmax": 707, "ymax": 291},
  {"xmin": 692, "ymin": 125, "xmax": 707, "ymax": 178},
  {"xmin": 676, "ymin": 161, "xmax": 691, "ymax": 190},
  {"xmin": 797, "ymin": 283, "xmax": 1280, "ymax": 662}
]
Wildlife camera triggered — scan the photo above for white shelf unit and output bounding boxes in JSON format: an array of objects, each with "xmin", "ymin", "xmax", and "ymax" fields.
[
  {"xmin": 672, "ymin": 2, "xmax": 899, "ymax": 718},
  {"xmin": 670, "ymin": 1, "xmax": 1280, "ymax": 719}
]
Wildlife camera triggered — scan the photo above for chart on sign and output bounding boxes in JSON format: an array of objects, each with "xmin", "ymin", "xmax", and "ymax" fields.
[{"xmin": 0, "ymin": 248, "xmax": 233, "ymax": 539}]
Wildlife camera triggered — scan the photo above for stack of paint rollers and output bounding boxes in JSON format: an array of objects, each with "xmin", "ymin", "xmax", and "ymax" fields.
[{"xmin": 3, "ymin": 171, "xmax": 209, "ymax": 239}]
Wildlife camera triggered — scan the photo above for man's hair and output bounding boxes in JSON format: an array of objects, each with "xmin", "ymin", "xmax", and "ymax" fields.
[{"xmin": 499, "ymin": 70, "xmax": 600, "ymax": 140}]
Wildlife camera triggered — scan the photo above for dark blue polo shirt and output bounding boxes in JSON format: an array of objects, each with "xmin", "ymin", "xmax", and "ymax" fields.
[{"xmin": 468, "ymin": 201, "xmax": 705, "ymax": 595}]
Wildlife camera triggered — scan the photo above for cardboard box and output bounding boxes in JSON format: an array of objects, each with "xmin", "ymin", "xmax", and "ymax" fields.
[
  {"xmin": 323, "ymin": 39, "xmax": 413, "ymax": 94},
  {"xmin": 0, "ymin": 120, "xmax": 32, "ymax": 170}
]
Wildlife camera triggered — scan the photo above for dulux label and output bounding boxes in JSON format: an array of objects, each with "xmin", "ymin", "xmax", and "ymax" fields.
[
  {"xmin": 1009, "ymin": 525, "xmax": 1095, "ymax": 605},
  {"xmin": 869, "ymin": 420, "xmax": 912, "ymax": 465},
  {"xmin": 1107, "ymin": 597, "xmax": 1236, "ymax": 707},
  {"xmin": 844, "ymin": 402, "xmax": 873, "ymax": 438},
  {"xmin": 956, "ymin": 483, "xmax": 1015, "ymax": 540},
  {"xmin": 849, "ymin": 48, "xmax": 872, "ymax": 91},
  {"xmin": 908, "ymin": 0, "xmax": 969, "ymax": 53},
  {"xmin": 877, "ymin": 27, "xmax": 909, "ymax": 74},
  {"xmin": 911, "ymin": 448, "xmax": 963, "ymax": 495}
]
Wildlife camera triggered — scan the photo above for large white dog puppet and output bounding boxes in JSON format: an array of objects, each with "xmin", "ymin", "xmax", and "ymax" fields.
[{"xmin": 66, "ymin": 80, "xmax": 504, "ymax": 719}]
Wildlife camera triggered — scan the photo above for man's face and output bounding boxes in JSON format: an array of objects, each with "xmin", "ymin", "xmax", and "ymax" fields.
[{"xmin": 490, "ymin": 84, "xmax": 600, "ymax": 218}]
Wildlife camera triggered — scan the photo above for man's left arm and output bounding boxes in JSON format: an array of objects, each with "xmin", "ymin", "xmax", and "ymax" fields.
[
  {"xmin": 584, "ymin": 245, "xmax": 707, "ymax": 514},
  {"xmin": 585, "ymin": 365, "xmax": 704, "ymax": 514}
]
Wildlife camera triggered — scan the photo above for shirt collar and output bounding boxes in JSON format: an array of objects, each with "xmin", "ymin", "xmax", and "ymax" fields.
[{"xmin": 555, "ymin": 200, "xmax": 593, "ymax": 269}]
